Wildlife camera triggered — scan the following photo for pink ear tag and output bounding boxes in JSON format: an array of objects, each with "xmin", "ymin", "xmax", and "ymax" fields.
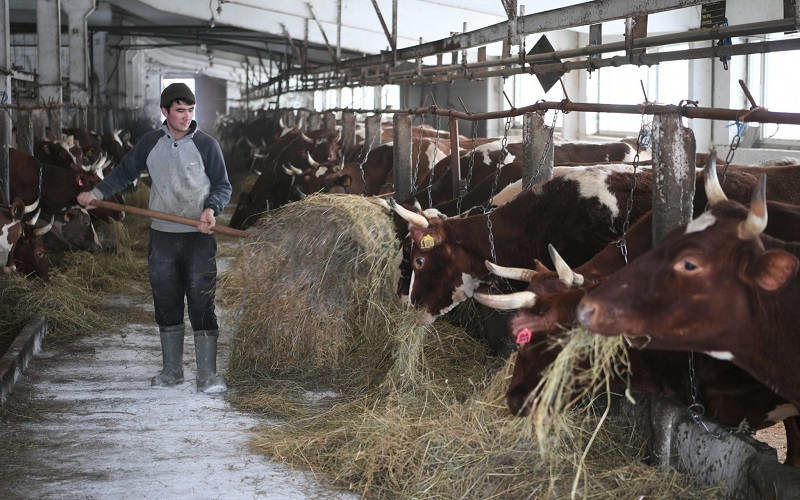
[{"xmin": 516, "ymin": 328, "xmax": 532, "ymax": 345}]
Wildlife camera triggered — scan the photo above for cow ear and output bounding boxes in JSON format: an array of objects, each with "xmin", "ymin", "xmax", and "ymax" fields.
[{"xmin": 750, "ymin": 250, "xmax": 799, "ymax": 292}]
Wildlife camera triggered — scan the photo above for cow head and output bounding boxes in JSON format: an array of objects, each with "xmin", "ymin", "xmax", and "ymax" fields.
[
  {"xmin": 15, "ymin": 215, "xmax": 53, "ymax": 283},
  {"xmin": 50, "ymin": 207, "xmax": 101, "ymax": 251},
  {"xmin": 577, "ymin": 172, "xmax": 798, "ymax": 357},
  {"xmin": 390, "ymin": 199, "xmax": 490, "ymax": 325}
]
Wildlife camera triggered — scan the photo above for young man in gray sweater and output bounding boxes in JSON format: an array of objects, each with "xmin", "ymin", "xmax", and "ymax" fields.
[{"xmin": 77, "ymin": 82, "xmax": 233, "ymax": 394}]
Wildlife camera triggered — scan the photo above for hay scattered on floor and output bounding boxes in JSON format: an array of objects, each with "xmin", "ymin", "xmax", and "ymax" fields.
[{"xmin": 0, "ymin": 210, "xmax": 150, "ymax": 346}]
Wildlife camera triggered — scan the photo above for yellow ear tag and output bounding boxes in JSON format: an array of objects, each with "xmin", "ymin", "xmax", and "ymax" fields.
[{"xmin": 420, "ymin": 234, "xmax": 435, "ymax": 250}]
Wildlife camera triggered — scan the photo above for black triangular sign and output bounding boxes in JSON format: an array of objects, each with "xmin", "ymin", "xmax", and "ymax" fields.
[{"xmin": 527, "ymin": 35, "xmax": 565, "ymax": 93}]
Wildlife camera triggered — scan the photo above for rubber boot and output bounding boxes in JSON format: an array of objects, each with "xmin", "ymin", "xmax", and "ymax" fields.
[
  {"xmin": 151, "ymin": 324, "xmax": 185, "ymax": 387},
  {"xmin": 194, "ymin": 330, "xmax": 227, "ymax": 394}
]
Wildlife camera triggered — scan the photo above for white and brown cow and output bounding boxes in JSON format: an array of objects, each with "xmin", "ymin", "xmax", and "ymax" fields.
[
  {"xmin": 391, "ymin": 164, "xmax": 657, "ymax": 325},
  {"xmin": 1, "ymin": 197, "xmax": 40, "ymax": 273}
]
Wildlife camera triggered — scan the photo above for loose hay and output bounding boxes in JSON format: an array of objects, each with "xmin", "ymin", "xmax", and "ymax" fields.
[{"xmin": 219, "ymin": 193, "xmax": 720, "ymax": 498}]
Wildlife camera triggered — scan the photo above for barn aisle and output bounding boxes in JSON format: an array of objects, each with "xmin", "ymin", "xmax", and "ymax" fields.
[{"xmin": 0, "ymin": 289, "xmax": 357, "ymax": 500}]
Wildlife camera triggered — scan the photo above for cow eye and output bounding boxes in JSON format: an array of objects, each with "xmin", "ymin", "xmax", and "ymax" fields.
[
  {"xmin": 682, "ymin": 260, "xmax": 697, "ymax": 271},
  {"xmin": 413, "ymin": 257, "xmax": 425, "ymax": 269}
]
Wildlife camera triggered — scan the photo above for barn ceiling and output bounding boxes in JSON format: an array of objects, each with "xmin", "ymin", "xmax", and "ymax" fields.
[
  {"xmin": 9, "ymin": 0, "xmax": 785, "ymax": 97},
  {"xmin": 7, "ymin": 1, "xmax": 711, "ymax": 75}
]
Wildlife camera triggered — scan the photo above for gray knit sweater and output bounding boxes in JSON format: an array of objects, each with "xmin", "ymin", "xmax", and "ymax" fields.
[{"xmin": 89, "ymin": 121, "xmax": 232, "ymax": 233}]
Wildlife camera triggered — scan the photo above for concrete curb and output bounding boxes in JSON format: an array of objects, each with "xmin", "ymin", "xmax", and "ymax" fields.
[
  {"xmin": 616, "ymin": 391, "xmax": 800, "ymax": 498},
  {"xmin": 0, "ymin": 315, "xmax": 48, "ymax": 406}
]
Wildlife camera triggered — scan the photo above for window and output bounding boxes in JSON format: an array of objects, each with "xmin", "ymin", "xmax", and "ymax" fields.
[
  {"xmin": 752, "ymin": 33, "xmax": 800, "ymax": 143},
  {"xmin": 587, "ymin": 46, "xmax": 689, "ymax": 136}
]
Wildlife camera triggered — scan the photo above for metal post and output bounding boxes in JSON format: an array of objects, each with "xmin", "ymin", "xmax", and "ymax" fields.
[
  {"xmin": 307, "ymin": 113, "xmax": 321, "ymax": 131},
  {"xmin": 652, "ymin": 113, "xmax": 696, "ymax": 244},
  {"xmin": 0, "ymin": 0, "xmax": 10, "ymax": 204},
  {"xmin": 341, "ymin": 111, "xmax": 356, "ymax": 158},
  {"xmin": 522, "ymin": 112, "xmax": 553, "ymax": 188},
  {"xmin": 392, "ymin": 113, "xmax": 412, "ymax": 201},
  {"xmin": 449, "ymin": 117, "xmax": 461, "ymax": 199},
  {"xmin": 364, "ymin": 113, "xmax": 382, "ymax": 151},
  {"xmin": 322, "ymin": 111, "xmax": 336, "ymax": 130},
  {"xmin": 15, "ymin": 112, "xmax": 34, "ymax": 156}
]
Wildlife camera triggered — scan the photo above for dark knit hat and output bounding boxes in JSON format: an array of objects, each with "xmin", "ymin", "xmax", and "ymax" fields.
[{"xmin": 160, "ymin": 83, "xmax": 196, "ymax": 108}]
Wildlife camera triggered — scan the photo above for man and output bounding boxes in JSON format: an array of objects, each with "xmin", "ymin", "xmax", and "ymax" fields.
[{"xmin": 78, "ymin": 82, "xmax": 233, "ymax": 394}]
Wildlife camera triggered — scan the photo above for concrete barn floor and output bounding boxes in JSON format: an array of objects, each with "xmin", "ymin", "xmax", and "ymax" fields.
[{"xmin": 0, "ymin": 288, "xmax": 358, "ymax": 500}]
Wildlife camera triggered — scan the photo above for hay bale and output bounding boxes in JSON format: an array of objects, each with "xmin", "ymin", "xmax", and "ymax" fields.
[{"xmin": 219, "ymin": 193, "xmax": 461, "ymax": 387}]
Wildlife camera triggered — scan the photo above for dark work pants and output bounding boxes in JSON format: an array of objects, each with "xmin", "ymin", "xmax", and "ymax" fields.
[{"xmin": 147, "ymin": 229, "xmax": 219, "ymax": 332}]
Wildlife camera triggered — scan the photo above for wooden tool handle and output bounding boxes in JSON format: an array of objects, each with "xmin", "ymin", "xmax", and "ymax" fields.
[{"xmin": 91, "ymin": 199, "xmax": 251, "ymax": 238}]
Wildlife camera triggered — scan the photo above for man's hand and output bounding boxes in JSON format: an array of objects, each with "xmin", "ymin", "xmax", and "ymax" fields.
[
  {"xmin": 198, "ymin": 208, "xmax": 216, "ymax": 234},
  {"xmin": 77, "ymin": 191, "xmax": 97, "ymax": 209}
]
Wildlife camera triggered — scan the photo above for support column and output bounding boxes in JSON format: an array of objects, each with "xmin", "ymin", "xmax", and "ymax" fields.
[
  {"xmin": 322, "ymin": 111, "xmax": 336, "ymax": 130},
  {"xmin": 37, "ymin": 0, "xmax": 63, "ymax": 139},
  {"xmin": 341, "ymin": 111, "xmax": 356, "ymax": 158},
  {"xmin": 522, "ymin": 112, "xmax": 554, "ymax": 189},
  {"xmin": 0, "ymin": 0, "xmax": 9, "ymax": 203},
  {"xmin": 63, "ymin": 0, "xmax": 95, "ymax": 129},
  {"xmin": 652, "ymin": 113, "xmax": 696, "ymax": 244},
  {"xmin": 364, "ymin": 114, "xmax": 382, "ymax": 151},
  {"xmin": 392, "ymin": 114, "xmax": 412, "ymax": 201}
]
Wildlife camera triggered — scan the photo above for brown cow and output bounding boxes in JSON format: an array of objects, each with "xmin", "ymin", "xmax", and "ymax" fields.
[{"xmin": 577, "ymin": 173, "xmax": 800, "ymax": 415}]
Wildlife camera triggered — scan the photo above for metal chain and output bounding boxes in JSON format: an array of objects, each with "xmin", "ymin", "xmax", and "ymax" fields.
[
  {"xmin": 428, "ymin": 115, "xmax": 442, "ymax": 208},
  {"xmin": 720, "ymin": 119, "xmax": 745, "ymax": 185},
  {"xmin": 687, "ymin": 352, "xmax": 739, "ymax": 439},
  {"xmin": 456, "ymin": 120, "xmax": 479, "ymax": 216},
  {"xmin": 485, "ymin": 115, "xmax": 512, "ymax": 212},
  {"xmin": 411, "ymin": 114, "xmax": 425, "ymax": 189},
  {"xmin": 686, "ymin": 121, "xmax": 745, "ymax": 440},
  {"xmin": 523, "ymin": 109, "xmax": 559, "ymax": 192},
  {"xmin": 614, "ymin": 112, "xmax": 651, "ymax": 265},
  {"xmin": 487, "ymin": 211, "xmax": 497, "ymax": 263},
  {"xmin": 357, "ymin": 132, "xmax": 377, "ymax": 195}
]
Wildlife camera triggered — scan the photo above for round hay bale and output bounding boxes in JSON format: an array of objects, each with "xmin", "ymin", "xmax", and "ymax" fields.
[{"xmin": 219, "ymin": 194, "xmax": 410, "ymax": 384}]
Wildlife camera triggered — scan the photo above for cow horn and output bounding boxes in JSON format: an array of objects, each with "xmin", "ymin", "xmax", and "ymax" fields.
[
  {"xmin": 28, "ymin": 208, "xmax": 41, "ymax": 225},
  {"xmin": 473, "ymin": 291, "xmax": 537, "ymax": 310},
  {"xmin": 334, "ymin": 157, "xmax": 345, "ymax": 172},
  {"xmin": 307, "ymin": 152, "xmax": 319, "ymax": 168},
  {"xmin": 33, "ymin": 215, "xmax": 55, "ymax": 236},
  {"xmin": 484, "ymin": 260, "xmax": 537, "ymax": 283},
  {"xmin": 23, "ymin": 198, "xmax": 40, "ymax": 215},
  {"xmin": 287, "ymin": 163, "xmax": 304, "ymax": 175},
  {"xmin": 294, "ymin": 185, "xmax": 307, "ymax": 199},
  {"xmin": 738, "ymin": 174, "xmax": 768, "ymax": 240},
  {"xmin": 389, "ymin": 198, "xmax": 429, "ymax": 228},
  {"xmin": 548, "ymin": 244, "xmax": 584, "ymax": 286},
  {"xmin": 368, "ymin": 196, "xmax": 391, "ymax": 211},
  {"xmin": 704, "ymin": 149, "xmax": 728, "ymax": 206},
  {"xmin": 282, "ymin": 165, "xmax": 295, "ymax": 176}
]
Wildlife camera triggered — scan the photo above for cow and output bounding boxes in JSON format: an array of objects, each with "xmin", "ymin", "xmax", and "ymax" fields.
[
  {"xmin": 9, "ymin": 148, "xmax": 124, "ymax": 223},
  {"xmin": 407, "ymin": 139, "xmax": 647, "ymax": 210},
  {"xmin": 473, "ymin": 163, "xmax": 800, "ymax": 467},
  {"xmin": 0, "ymin": 197, "xmax": 39, "ymax": 273},
  {"xmin": 14, "ymin": 213, "xmax": 53, "ymax": 283},
  {"xmin": 475, "ymin": 154, "xmax": 800, "ymax": 414},
  {"xmin": 46, "ymin": 207, "xmax": 102, "ymax": 251},
  {"xmin": 390, "ymin": 164, "xmax": 657, "ymax": 325},
  {"xmin": 576, "ymin": 171, "xmax": 800, "ymax": 415},
  {"xmin": 301, "ymin": 138, "xmax": 448, "ymax": 197}
]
